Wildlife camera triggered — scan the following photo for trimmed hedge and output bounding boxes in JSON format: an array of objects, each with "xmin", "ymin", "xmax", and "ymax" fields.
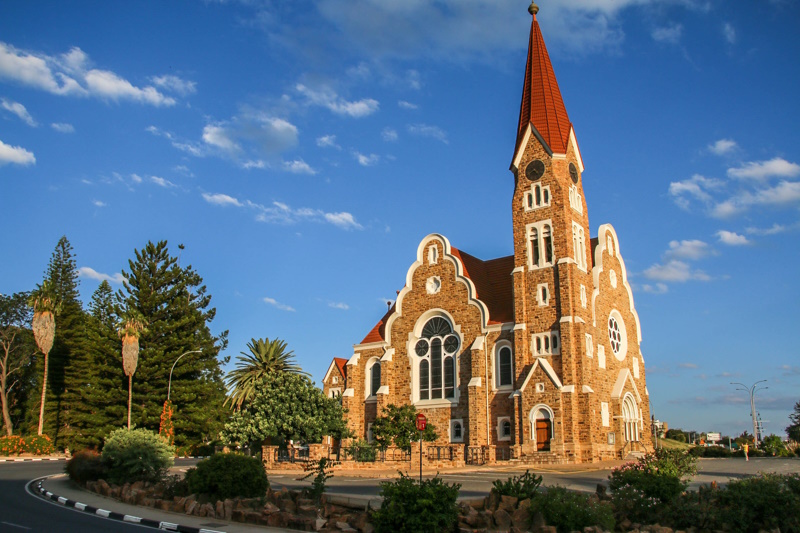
[
  {"xmin": 185, "ymin": 453, "xmax": 268, "ymax": 500},
  {"xmin": 101, "ymin": 428, "xmax": 175, "ymax": 484},
  {"xmin": 0, "ymin": 434, "xmax": 54, "ymax": 456}
]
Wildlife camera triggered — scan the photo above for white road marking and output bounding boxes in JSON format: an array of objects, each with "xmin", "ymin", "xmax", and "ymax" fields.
[{"xmin": 1, "ymin": 522, "xmax": 32, "ymax": 530}]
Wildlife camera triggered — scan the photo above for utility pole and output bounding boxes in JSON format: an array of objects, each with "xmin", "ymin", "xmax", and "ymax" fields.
[{"xmin": 731, "ymin": 380, "xmax": 767, "ymax": 446}]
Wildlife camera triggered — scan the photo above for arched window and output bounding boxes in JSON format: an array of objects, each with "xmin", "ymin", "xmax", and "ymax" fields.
[
  {"xmin": 414, "ymin": 316, "xmax": 460, "ymax": 402},
  {"xmin": 497, "ymin": 345, "xmax": 513, "ymax": 388},
  {"xmin": 366, "ymin": 358, "xmax": 381, "ymax": 399},
  {"xmin": 530, "ymin": 228, "xmax": 540, "ymax": 266},
  {"xmin": 543, "ymin": 224, "xmax": 553, "ymax": 264},
  {"xmin": 622, "ymin": 394, "xmax": 639, "ymax": 442},
  {"xmin": 502, "ymin": 420, "xmax": 511, "ymax": 438},
  {"xmin": 531, "ymin": 407, "xmax": 553, "ymax": 451}
]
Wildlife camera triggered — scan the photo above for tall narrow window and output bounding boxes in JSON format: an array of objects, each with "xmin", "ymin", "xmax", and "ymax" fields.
[
  {"xmin": 431, "ymin": 338, "xmax": 442, "ymax": 399},
  {"xmin": 444, "ymin": 356, "xmax": 455, "ymax": 398},
  {"xmin": 543, "ymin": 224, "xmax": 553, "ymax": 264},
  {"xmin": 535, "ymin": 186, "xmax": 541, "ymax": 205},
  {"xmin": 370, "ymin": 362, "xmax": 381, "ymax": 396},
  {"xmin": 498, "ymin": 346, "xmax": 513, "ymax": 387},
  {"xmin": 531, "ymin": 228, "xmax": 540, "ymax": 266},
  {"xmin": 419, "ymin": 360, "xmax": 429, "ymax": 400}
]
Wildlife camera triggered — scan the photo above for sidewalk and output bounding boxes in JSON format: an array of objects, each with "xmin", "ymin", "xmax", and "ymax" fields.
[{"xmin": 37, "ymin": 474, "xmax": 296, "ymax": 533}]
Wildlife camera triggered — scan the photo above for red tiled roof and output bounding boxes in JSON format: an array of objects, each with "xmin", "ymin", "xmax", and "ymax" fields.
[
  {"xmin": 334, "ymin": 357, "xmax": 348, "ymax": 380},
  {"xmin": 359, "ymin": 248, "xmax": 515, "ymax": 344},
  {"xmin": 514, "ymin": 9, "xmax": 572, "ymax": 160}
]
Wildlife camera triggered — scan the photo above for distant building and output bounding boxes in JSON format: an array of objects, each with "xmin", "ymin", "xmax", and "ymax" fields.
[
  {"xmin": 327, "ymin": 2, "xmax": 652, "ymax": 464},
  {"xmin": 322, "ymin": 357, "xmax": 348, "ymax": 399}
]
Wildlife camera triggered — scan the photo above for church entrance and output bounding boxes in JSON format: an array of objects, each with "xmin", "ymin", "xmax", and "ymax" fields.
[{"xmin": 531, "ymin": 406, "xmax": 553, "ymax": 451}]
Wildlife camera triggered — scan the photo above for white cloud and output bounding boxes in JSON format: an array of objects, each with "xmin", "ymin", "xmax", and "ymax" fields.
[
  {"xmin": 84, "ymin": 69, "xmax": 175, "ymax": 106},
  {"xmin": 407, "ymin": 123, "xmax": 448, "ymax": 144},
  {"xmin": 722, "ymin": 22, "xmax": 736, "ymax": 44},
  {"xmin": 727, "ymin": 157, "xmax": 800, "ymax": 181},
  {"xmin": 78, "ymin": 266, "xmax": 124, "ymax": 284},
  {"xmin": 716, "ymin": 230, "xmax": 750, "ymax": 246},
  {"xmin": 150, "ymin": 176, "xmax": 176, "ymax": 188},
  {"xmin": 130, "ymin": 173, "xmax": 143, "ymax": 184},
  {"xmin": 665, "ymin": 239, "xmax": 712, "ymax": 260},
  {"xmin": 712, "ymin": 180, "xmax": 800, "ymax": 218},
  {"xmin": 328, "ymin": 301, "xmax": 350, "ymax": 310},
  {"xmin": 296, "ymin": 83, "xmax": 379, "ymax": 117},
  {"xmin": 202, "ymin": 124, "xmax": 241, "ymax": 154},
  {"xmin": 398, "ymin": 100, "xmax": 418, "ymax": 110},
  {"xmin": 51, "ymin": 122, "xmax": 74, "ymax": 133},
  {"xmin": 1, "ymin": 98, "xmax": 36, "ymax": 126},
  {"xmin": 641, "ymin": 283, "xmax": 669, "ymax": 294},
  {"xmin": 0, "ymin": 139, "xmax": 35, "ymax": 166},
  {"xmin": 316, "ymin": 134, "xmax": 340, "ymax": 149},
  {"xmin": 651, "ymin": 24, "xmax": 682, "ymax": 44},
  {"xmin": 382, "ymin": 127, "xmax": 398, "ymax": 142},
  {"xmin": 263, "ymin": 296, "xmax": 295, "ymax": 312},
  {"xmin": 283, "ymin": 159, "xmax": 317, "ymax": 175},
  {"xmin": 151, "ymin": 74, "xmax": 197, "ymax": 96},
  {"xmin": 354, "ymin": 152, "xmax": 380, "ymax": 166},
  {"xmin": 678, "ymin": 362, "xmax": 699, "ymax": 369},
  {"xmin": 668, "ymin": 174, "xmax": 725, "ymax": 209},
  {"xmin": 242, "ymin": 159, "xmax": 266, "ymax": 169},
  {"xmin": 93, "ymin": 200, "xmax": 106, "ymax": 207},
  {"xmin": 643, "ymin": 260, "xmax": 711, "ymax": 282},
  {"xmin": 202, "ymin": 192, "xmax": 242, "ymax": 207},
  {"xmin": 746, "ymin": 223, "xmax": 787, "ymax": 236},
  {"xmin": 708, "ymin": 138, "xmax": 737, "ymax": 156},
  {"xmin": 324, "ymin": 212, "xmax": 363, "ymax": 230}
]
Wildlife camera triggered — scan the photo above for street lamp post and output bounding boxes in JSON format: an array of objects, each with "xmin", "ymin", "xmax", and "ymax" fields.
[
  {"xmin": 168, "ymin": 350, "xmax": 202, "ymax": 401},
  {"xmin": 731, "ymin": 380, "xmax": 767, "ymax": 446}
]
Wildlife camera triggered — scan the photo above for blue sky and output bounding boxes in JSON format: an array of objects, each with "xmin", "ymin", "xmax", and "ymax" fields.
[{"xmin": 1, "ymin": 0, "xmax": 798, "ymax": 439}]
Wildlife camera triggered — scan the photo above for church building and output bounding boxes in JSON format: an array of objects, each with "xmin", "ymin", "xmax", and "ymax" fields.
[{"xmin": 325, "ymin": 2, "xmax": 652, "ymax": 464}]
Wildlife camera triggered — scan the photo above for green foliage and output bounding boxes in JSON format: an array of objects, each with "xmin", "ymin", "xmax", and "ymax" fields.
[
  {"xmin": 184, "ymin": 453, "xmax": 268, "ymax": 500},
  {"xmin": 371, "ymin": 474, "xmax": 461, "ymax": 533},
  {"xmin": 688, "ymin": 445, "xmax": 732, "ymax": 457},
  {"xmin": 101, "ymin": 428, "xmax": 175, "ymax": 484},
  {"xmin": 24, "ymin": 434, "xmax": 54, "ymax": 454},
  {"xmin": 787, "ymin": 400, "xmax": 800, "ymax": 442},
  {"xmin": 225, "ymin": 337, "xmax": 308, "ymax": 410},
  {"xmin": 301, "ymin": 457, "xmax": 335, "ymax": 503},
  {"xmin": 0, "ymin": 291, "xmax": 35, "ymax": 436},
  {"xmin": 491, "ymin": 470, "xmax": 543, "ymax": 500},
  {"xmin": 222, "ymin": 371, "xmax": 348, "ymax": 446},
  {"xmin": 65, "ymin": 449, "xmax": 108, "ymax": 484},
  {"xmin": 347, "ymin": 439, "xmax": 377, "ymax": 462},
  {"xmin": 370, "ymin": 404, "xmax": 438, "ymax": 451},
  {"xmin": 117, "ymin": 241, "xmax": 229, "ymax": 448},
  {"xmin": 531, "ymin": 487, "xmax": 615, "ymax": 533},
  {"xmin": 608, "ymin": 448, "xmax": 697, "ymax": 524},
  {"xmin": 759, "ymin": 434, "xmax": 787, "ymax": 456},
  {"xmin": 665, "ymin": 428, "xmax": 687, "ymax": 442}
]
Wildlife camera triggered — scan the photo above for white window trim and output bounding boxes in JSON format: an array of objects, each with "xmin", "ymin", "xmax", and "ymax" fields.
[
  {"xmin": 572, "ymin": 221, "xmax": 587, "ymax": 272},
  {"xmin": 493, "ymin": 341, "xmax": 514, "ymax": 391},
  {"xmin": 408, "ymin": 312, "xmax": 462, "ymax": 406},
  {"xmin": 526, "ymin": 220, "xmax": 555, "ymax": 270},
  {"xmin": 524, "ymin": 183, "xmax": 551, "ymax": 211},
  {"xmin": 601, "ymin": 402, "xmax": 610, "ymax": 427},
  {"xmin": 367, "ymin": 423, "xmax": 374, "ymax": 443},
  {"xmin": 365, "ymin": 357, "xmax": 381, "ymax": 400},
  {"xmin": 633, "ymin": 356, "xmax": 640, "ymax": 379},
  {"xmin": 585, "ymin": 333, "xmax": 594, "ymax": 358},
  {"xmin": 569, "ymin": 184, "xmax": 583, "ymax": 214},
  {"xmin": 608, "ymin": 309, "xmax": 628, "ymax": 362},
  {"xmin": 598, "ymin": 344, "xmax": 606, "ymax": 369},
  {"xmin": 531, "ymin": 330, "xmax": 561, "ymax": 357},
  {"xmin": 537, "ymin": 283, "xmax": 550, "ymax": 307},
  {"xmin": 449, "ymin": 419, "xmax": 464, "ymax": 443},
  {"xmin": 328, "ymin": 388, "xmax": 342, "ymax": 398},
  {"xmin": 497, "ymin": 416, "xmax": 512, "ymax": 442},
  {"xmin": 580, "ymin": 284, "xmax": 587, "ymax": 308}
]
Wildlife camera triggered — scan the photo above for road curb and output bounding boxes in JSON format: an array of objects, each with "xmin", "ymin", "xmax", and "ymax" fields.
[
  {"xmin": 29, "ymin": 476, "xmax": 226, "ymax": 533},
  {"xmin": 0, "ymin": 457, "xmax": 68, "ymax": 462}
]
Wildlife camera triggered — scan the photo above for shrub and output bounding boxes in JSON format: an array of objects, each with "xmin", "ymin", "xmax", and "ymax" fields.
[
  {"xmin": 101, "ymin": 428, "xmax": 175, "ymax": 484},
  {"xmin": 65, "ymin": 449, "xmax": 108, "ymax": 484},
  {"xmin": 24, "ymin": 434, "xmax": 54, "ymax": 455},
  {"xmin": 185, "ymin": 453, "xmax": 268, "ymax": 500},
  {"xmin": 347, "ymin": 439, "xmax": 377, "ymax": 462},
  {"xmin": 301, "ymin": 458, "xmax": 335, "ymax": 503},
  {"xmin": 711, "ymin": 473, "xmax": 800, "ymax": 532},
  {"xmin": 688, "ymin": 445, "xmax": 732, "ymax": 458},
  {"xmin": 161, "ymin": 474, "xmax": 191, "ymax": 499},
  {"xmin": 0, "ymin": 435, "xmax": 25, "ymax": 456},
  {"xmin": 491, "ymin": 470, "xmax": 543, "ymax": 500},
  {"xmin": 372, "ymin": 474, "xmax": 461, "ymax": 533},
  {"xmin": 531, "ymin": 486, "xmax": 615, "ymax": 533}
]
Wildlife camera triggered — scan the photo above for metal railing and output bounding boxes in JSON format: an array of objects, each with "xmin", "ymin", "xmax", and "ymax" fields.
[
  {"xmin": 466, "ymin": 446, "xmax": 486, "ymax": 465},
  {"xmin": 426, "ymin": 446, "xmax": 455, "ymax": 461},
  {"xmin": 274, "ymin": 447, "xmax": 310, "ymax": 463},
  {"xmin": 495, "ymin": 446, "xmax": 516, "ymax": 461}
]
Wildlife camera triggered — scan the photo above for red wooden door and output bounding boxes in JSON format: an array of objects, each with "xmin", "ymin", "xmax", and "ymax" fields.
[{"xmin": 535, "ymin": 420, "xmax": 551, "ymax": 451}]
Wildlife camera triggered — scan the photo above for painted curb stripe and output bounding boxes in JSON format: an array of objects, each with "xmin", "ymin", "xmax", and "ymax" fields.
[{"xmin": 96, "ymin": 509, "xmax": 111, "ymax": 517}]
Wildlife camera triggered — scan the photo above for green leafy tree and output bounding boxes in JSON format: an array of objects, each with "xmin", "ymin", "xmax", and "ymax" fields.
[
  {"xmin": 371, "ymin": 404, "xmax": 437, "ymax": 451},
  {"xmin": 0, "ymin": 292, "xmax": 34, "ymax": 435},
  {"xmin": 786, "ymin": 401, "xmax": 800, "ymax": 442},
  {"xmin": 117, "ymin": 241, "xmax": 228, "ymax": 447},
  {"xmin": 222, "ymin": 372, "xmax": 348, "ymax": 446},
  {"xmin": 759, "ymin": 434, "xmax": 786, "ymax": 456},
  {"xmin": 224, "ymin": 337, "xmax": 308, "ymax": 410}
]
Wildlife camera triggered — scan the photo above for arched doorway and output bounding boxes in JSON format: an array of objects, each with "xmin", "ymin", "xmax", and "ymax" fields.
[
  {"xmin": 530, "ymin": 405, "xmax": 553, "ymax": 451},
  {"xmin": 622, "ymin": 393, "xmax": 639, "ymax": 443}
]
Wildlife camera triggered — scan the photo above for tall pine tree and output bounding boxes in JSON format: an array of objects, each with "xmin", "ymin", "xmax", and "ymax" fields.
[
  {"xmin": 67, "ymin": 281, "xmax": 127, "ymax": 449},
  {"xmin": 119, "ymin": 241, "xmax": 228, "ymax": 448}
]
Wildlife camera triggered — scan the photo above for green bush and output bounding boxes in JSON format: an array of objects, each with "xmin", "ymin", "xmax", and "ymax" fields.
[
  {"xmin": 65, "ymin": 449, "xmax": 108, "ymax": 484},
  {"xmin": 531, "ymin": 486, "xmax": 615, "ymax": 533},
  {"xmin": 491, "ymin": 470, "xmax": 543, "ymax": 500},
  {"xmin": 23, "ymin": 434, "xmax": 54, "ymax": 455},
  {"xmin": 301, "ymin": 458, "xmax": 334, "ymax": 503},
  {"xmin": 347, "ymin": 439, "xmax": 377, "ymax": 462},
  {"xmin": 101, "ymin": 428, "xmax": 175, "ymax": 484},
  {"xmin": 372, "ymin": 474, "xmax": 461, "ymax": 533},
  {"xmin": 711, "ymin": 473, "xmax": 800, "ymax": 532},
  {"xmin": 185, "ymin": 453, "xmax": 268, "ymax": 500},
  {"xmin": 688, "ymin": 445, "xmax": 732, "ymax": 458}
]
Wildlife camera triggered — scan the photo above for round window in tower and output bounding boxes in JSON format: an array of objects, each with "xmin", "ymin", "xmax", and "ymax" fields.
[{"xmin": 608, "ymin": 310, "xmax": 628, "ymax": 361}]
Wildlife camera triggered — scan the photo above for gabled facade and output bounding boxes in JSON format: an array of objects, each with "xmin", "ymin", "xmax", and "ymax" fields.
[
  {"xmin": 331, "ymin": 2, "xmax": 652, "ymax": 464},
  {"xmin": 322, "ymin": 357, "xmax": 348, "ymax": 399}
]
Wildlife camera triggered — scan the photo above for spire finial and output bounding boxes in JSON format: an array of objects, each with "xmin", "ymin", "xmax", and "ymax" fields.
[{"xmin": 528, "ymin": 1, "xmax": 539, "ymax": 16}]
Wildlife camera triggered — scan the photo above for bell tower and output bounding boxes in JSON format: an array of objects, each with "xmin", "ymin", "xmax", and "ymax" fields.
[{"xmin": 509, "ymin": 1, "xmax": 593, "ymax": 444}]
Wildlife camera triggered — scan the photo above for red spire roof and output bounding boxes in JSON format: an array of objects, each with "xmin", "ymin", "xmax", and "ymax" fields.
[{"xmin": 514, "ymin": 3, "xmax": 572, "ymax": 159}]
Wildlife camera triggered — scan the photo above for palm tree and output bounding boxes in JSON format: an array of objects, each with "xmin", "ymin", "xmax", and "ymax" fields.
[
  {"xmin": 28, "ymin": 281, "xmax": 60, "ymax": 436},
  {"xmin": 225, "ymin": 337, "xmax": 308, "ymax": 410},
  {"xmin": 118, "ymin": 310, "xmax": 146, "ymax": 430}
]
